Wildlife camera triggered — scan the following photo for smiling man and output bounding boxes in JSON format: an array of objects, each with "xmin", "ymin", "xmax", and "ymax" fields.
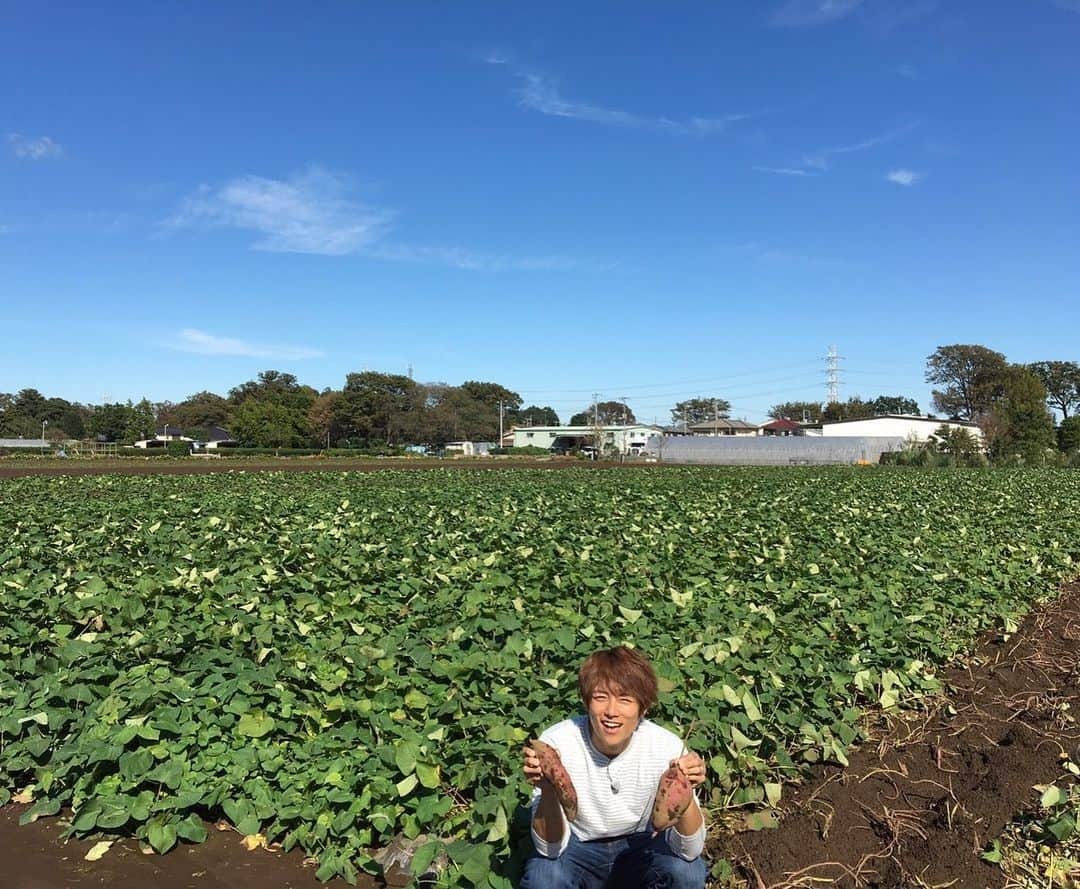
[{"xmin": 520, "ymin": 646, "xmax": 708, "ymax": 889}]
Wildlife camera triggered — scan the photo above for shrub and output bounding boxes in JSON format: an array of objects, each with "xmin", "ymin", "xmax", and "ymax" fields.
[
  {"xmin": 1058, "ymin": 417, "xmax": 1080, "ymax": 454},
  {"xmin": 166, "ymin": 441, "xmax": 190, "ymax": 457}
]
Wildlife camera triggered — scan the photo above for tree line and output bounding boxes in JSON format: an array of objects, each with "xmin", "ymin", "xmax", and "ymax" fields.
[
  {"xmin": 0, "ymin": 372, "xmax": 560, "ymax": 449},
  {"xmin": 3, "ymin": 346, "xmax": 1077, "ymax": 456}
]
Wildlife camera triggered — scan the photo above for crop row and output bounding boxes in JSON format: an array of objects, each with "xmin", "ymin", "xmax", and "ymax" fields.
[{"xmin": 1, "ymin": 468, "xmax": 1079, "ymax": 885}]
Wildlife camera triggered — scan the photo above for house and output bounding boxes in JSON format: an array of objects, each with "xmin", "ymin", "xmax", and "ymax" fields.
[
  {"xmin": 759, "ymin": 419, "xmax": 804, "ymax": 437},
  {"xmin": 134, "ymin": 426, "xmax": 196, "ymax": 449},
  {"xmin": 512, "ymin": 424, "xmax": 662, "ymax": 456},
  {"xmin": 687, "ymin": 419, "xmax": 759, "ymax": 437},
  {"xmin": 820, "ymin": 414, "xmax": 983, "ymax": 443},
  {"xmin": 202, "ymin": 425, "xmax": 238, "ymax": 449}
]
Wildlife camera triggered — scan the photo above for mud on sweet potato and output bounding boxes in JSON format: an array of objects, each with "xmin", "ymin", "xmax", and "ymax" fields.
[
  {"xmin": 529, "ymin": 739, "xmax": 579, "ymax": 822},
  {"xmin": 651, "ymin": 761, "xmax": 693, "ymax": 831}
]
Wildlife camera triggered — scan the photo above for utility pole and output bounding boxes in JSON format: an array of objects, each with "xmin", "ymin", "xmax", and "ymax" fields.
[
  {"xmin": 498, "ymin": 400, "xmax": 504, "ymax": 446},
  {"xmin": 826, "ymin": 345, "xmax": 843, "ymax": 405},
  {"xmin": 592, "ymin": 392, "xmax": 601, "ymax": 458}
]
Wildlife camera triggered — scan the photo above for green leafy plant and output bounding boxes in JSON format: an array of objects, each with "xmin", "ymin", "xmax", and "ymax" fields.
[{"xmin": 1, "ymin": 468, "xmax": 1079, "ymax": 884}]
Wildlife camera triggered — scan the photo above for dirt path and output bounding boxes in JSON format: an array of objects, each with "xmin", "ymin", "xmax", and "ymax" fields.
[{"xmin": 712, "ymin": 581, "xmax": 1080, "ymax": 888}]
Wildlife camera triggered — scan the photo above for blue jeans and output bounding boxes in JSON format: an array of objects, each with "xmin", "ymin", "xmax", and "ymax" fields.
[{"xmin": 519, "ymin": 831, "xmax": 707, "ymax": 889}]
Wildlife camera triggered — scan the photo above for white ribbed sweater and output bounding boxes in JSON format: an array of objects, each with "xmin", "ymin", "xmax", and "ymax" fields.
[{"xmin": 529, "ymin": 716, "xmax": 705, "ymax": 861}]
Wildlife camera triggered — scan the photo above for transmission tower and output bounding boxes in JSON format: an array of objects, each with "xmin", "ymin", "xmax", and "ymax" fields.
[{"xmin": 825, "ymin": 345, "xmax": 843, "ymax": 404}]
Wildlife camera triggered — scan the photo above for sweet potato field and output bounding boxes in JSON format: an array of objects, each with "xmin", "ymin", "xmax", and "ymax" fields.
[{"xmin": 1, "ymin": 467, "xmax": 1079, "ymax": 886}]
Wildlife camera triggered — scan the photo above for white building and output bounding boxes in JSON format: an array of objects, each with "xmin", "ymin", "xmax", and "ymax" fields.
[
  {"xmin": 444, "ymin": 441, "xmax": 495, "ymax": 457},
  {"xmin": 512, "ymin": 424, "xmax": 662, "ymax": 455},
  {"xmin": 821, "ymin": 415, "xmax": 983, "ymax": 443}
]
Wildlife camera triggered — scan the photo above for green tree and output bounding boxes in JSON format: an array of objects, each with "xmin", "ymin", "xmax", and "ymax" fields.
[
  {"xmin": 229, "ymin": 370, "xmax": 313, "ymax": 407},
  {"xmin": 1057, "ymin": 416, "xmax": 1080, "ymax": 454},
  {"xmin": 160, "ymin": 390, "xmax": 232, "ymax": 433},
  {"xmin": 307, "ymin": 390, "xmax": 342, "ymax": 448},
  {"xmin": 458, "ymin": 381, "xmax": 522, "ymax": 413},
  {"xmin": 335, "ymin": 372, "xmax": 419, "ymax": 445},
  {"xmin": 124, "ymin": 398, "xmax": 157, "ymax": 443},
  {"xmin": 86, "ymin": 403, "xmax": 133, "ymax": 442},
  {"xmin": 13, "ymin": 388, "xmax": 47, "ymax": 420},
  {"xmin": 925, "ymin": 344, "xmax": 1008, "ymax": 420},
  {"xmin": 229, "ymin": 371, "xmax": 315, "ymax": 445},
  {"xmin": 518, "ymin": 405, "xmax": 560, "ymax": 427},
  {"xmin": 571, "ymin": 401, "xmax": 636, "ymax": 426},
  {"xmin": 671, "ymin": 398, "xmax": 728, "ymax": 427},
  {"xmin": 870, "ymin": 395, "xmax": 920, "ymax": 415},
  {"xmin": 1027, "ymin": 361, "xmax": 1080, "ymax": 420},
  {"xmin": 768, "ymin": 401, "xmax": 823, "ymax": 423},
  {"xmin": 930, "ymin": 425, "xmax": 985, "ymax": 467},
  {"xmin": 822, "ymin": 397, "xmax": 875, "ymax": 422},
  {"xmin": 985, "ymin": 365, "xmax": 1055, "ymax": 464},
  {"xmin": 230, "ymin": 400, "xmax": 310, "ymax": 448}
]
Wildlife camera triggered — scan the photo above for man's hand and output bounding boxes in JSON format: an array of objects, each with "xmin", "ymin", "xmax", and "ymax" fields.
[
  {"xmin": 673, "ymin": 751, "xmax": 707, "ymax": 787},
  {"xmin": 522, "ymin": 744, "xmax": 545, "ymax": 787}
]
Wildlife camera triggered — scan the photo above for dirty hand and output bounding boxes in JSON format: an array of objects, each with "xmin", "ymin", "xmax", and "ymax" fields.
[
  {"xmin": 522, "ymin": 745, "xmax": 544, "ymax": 787},
  {"xmin": 673, "ymin": 751, "xmax": 707, "ymax": 787}
]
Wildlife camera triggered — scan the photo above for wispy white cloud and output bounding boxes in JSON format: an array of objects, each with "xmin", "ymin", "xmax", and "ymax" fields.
[
  {"xmin": 169, "ymin": 328, "xmax": 325, "ymax": 360},
  {"xmin": 896, "ymin": 63, "xmax": 922, "ymax": 80},
  {"xmin": 488, "ymin": 57, "xmax": 762, "ymax": 135},
  {"xmin": 770, "ymin": 0, "xmax": 864, "ymax": 27},
  {"xmin": 517, "ymin": 73, "xmax": 643, "ymax": 128},
  {"xmin": 801, "ymin": 122, "xmax": 919, "ymax": 169},
  {"xmin": 7, "ymin": 133, "xmax": 63, "ymax": 160},
  {"xmin": 167, "ymin": 166, "xmax": 589, "ymax": 271},
  {"xmin": 166, "ymin": 167, "xmax": 390, "ymax": 255},
  {"xmin": 753, "ymin": 165, "xmax": 818, "ymax": 177},
  {"xmin": 727, "ymin": 241, "xmax": 855, "ymax": 268},
  {"xmin": 755, "ymin": 123, "xmax": 918, "ymax": 178},
  {"xmin": 887, "ymin": 168, "xmax": 921, "ymax": 186},
  {"xmin": 365, "ymin": 243, "xmax": 596, "ymax": 272},
  {"xmin": 1052, "ymin": 0, "xmax": 1080, "ymax": 12}
]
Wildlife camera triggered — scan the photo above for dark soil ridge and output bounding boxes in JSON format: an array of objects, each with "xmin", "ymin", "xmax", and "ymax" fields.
[
  {"xmin": 0, "ymin": 457, "xmax": 593, "ymax": 480},
  {"xmin": 712, "ymin": 580, "xmax": 1080, "ymax": 889}
]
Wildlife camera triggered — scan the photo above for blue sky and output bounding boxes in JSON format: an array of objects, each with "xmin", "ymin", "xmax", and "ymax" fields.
[{"xmin": 2, "ymin": 1, "xmax": 1078, "ymax": 425}]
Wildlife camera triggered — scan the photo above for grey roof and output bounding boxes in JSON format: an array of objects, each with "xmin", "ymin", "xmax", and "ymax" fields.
[
  {"xmin": 0, "ymin": 438, "xmax": 48, "ymax": 448},
  {"xmin": 688, "ymin": 419, "xmax": 759, "ymax": 431}
]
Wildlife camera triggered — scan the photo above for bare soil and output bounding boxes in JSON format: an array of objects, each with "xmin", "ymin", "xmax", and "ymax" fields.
[
  {"xmin": 711, "ymin": 581, "xmax": 1080, "ymax": 889},
  {"xmin": 0, "ymin": 808, "xmax": 370, "ymax": 889},
  {"xmin": 0, "ymin": 457, "xmax": 596, "ymax": 479}
]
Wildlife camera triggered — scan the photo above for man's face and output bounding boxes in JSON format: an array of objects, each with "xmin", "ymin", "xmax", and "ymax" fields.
[{"xmin": 586, "ymin": 684, "xmax": 642, "ymax": 756}]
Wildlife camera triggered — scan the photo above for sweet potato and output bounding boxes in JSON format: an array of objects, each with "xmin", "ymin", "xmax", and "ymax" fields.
[
  {"xmin": 651, "ymin": 761, "xmax": 693, "ymax": 831},
  {"xmin": 529, "ymin": 739, "xmax": 578, "ymax": 822}
]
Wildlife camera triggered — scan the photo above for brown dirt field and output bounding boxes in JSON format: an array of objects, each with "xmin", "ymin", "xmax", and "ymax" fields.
[
  {"xmin": 0, "ymin": 457, "xmax": 600, "ymax": 479},
  {"xmin": 0, "ymin": 806, "xmax": 371, "ymax": 889},
  {"xmin": 711, "ymin": 581, "xmax": 1080, "ymax": 889}
]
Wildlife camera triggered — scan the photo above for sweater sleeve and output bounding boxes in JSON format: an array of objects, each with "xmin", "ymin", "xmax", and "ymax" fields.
[
  {"xmin": 529, "ymin": 790, "xmax": 571, "ymax": 858},
  {"xmin": 665, "ymin": 810, "xmax": 706, "ymax": 860}
]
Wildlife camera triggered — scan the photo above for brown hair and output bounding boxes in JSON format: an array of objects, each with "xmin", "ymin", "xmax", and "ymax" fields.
[{"xmin": 578, "ymin": 646, "xmax": 658, "ymax": 714}]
